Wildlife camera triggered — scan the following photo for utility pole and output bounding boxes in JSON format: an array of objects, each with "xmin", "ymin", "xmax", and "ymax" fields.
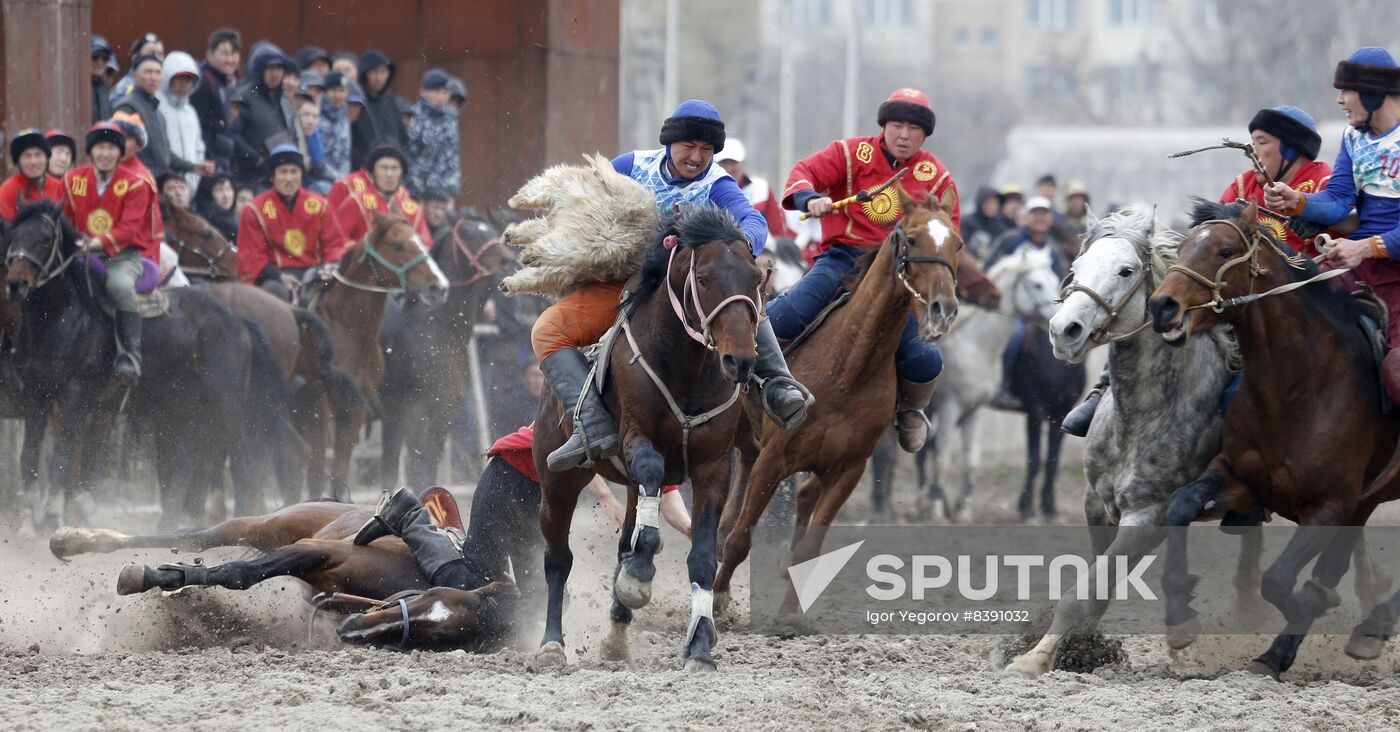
[
  {"xmin": 664, "ymin": 0, "xmax": 680, "ymax": 114},
  {"xmin": 842, "ymin": 0, "xmax": 859, "ymax": 138}
]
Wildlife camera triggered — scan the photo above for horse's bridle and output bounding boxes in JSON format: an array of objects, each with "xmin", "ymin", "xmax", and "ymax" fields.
[
  {"xmin": 332, "ymin": 230, "xmax": 434, "ymax": 294},
  {"xmin": 891, "ymin": 223, "xmax": 958, "ymax": 306},
  {"xmin": 1164, "ymin": 218, "xmax": 1312, "ymax": 314},
  {"xmin": 665, "ymin": 236, "xmax": 762, "ymax": 350},
  {"xmin": 4, "ymin": 211, "xmax": 73, "ymax": 289},
  {"xmin": 1059, "ymin": 258, "xmax": 1153, "ymax": 344},
  {"xmin": 167, "ymin": 229, "xmax": 236, "ymax": 280},
  {"xmin": 446, "ymin": 220, "xmax": 501, "ymax": 289}
]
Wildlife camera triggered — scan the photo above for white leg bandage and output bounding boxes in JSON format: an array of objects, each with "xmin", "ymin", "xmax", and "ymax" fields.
[
  {"xmin": 686, "ymin": 582, "xmax": 715, "ymax": 646},
  {"xmin": 630, "ymin": 492, "xmax": 662, "ymax": 550}
]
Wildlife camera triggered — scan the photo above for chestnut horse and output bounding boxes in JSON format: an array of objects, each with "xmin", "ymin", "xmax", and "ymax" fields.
[
  {"xmin": 532, "ymin": 206, "xmax": 765, "ymax": 672},
  {"xmin": 1148, "ymin": 199, "xmax": 1400, "ymax": 679},
  {"xmin": 714, "ymin": 194, "xmax": 962, "ymax": 609},
  {"xmin": 379, "ymin": 211, "xmax": 509, "ymax": 488},
  {"xmin": 306, "ymin": 214, "xmax": 448, "ymax": 500}
]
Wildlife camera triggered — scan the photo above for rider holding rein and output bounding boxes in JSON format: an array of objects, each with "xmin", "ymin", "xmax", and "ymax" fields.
[
  {"xmin": 1265, "ymin": 46, "xmax": 1400, "ymax": 403},
  {"xmin": 0, "ymin": 129, "xmax": 65, "ymax": 222},
  {"xmin": 773, "ymin": 88, "xmax": 959, "ymax": 452},
  {"xmin": 236, "ymin": 143, "xmax": 348, "ymax": 300},
  {"xmin": 532, "ymin": 99, "xmax": 811, "ymax": 473},
  {"xmin": 62, "ymin": 121, "xmax": 162, "ymax": 381},
  {"xmin": 333, "ymin": 141, "xmax": 431, "ymax": 246}
]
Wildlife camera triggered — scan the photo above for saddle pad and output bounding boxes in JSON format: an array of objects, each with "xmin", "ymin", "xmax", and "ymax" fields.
[
  {"xmin": 75, "ymin": 254, "xmax": 161, "ymax": 294},
  {"xmin": 420, "ymin": 486, "xmax": 464, "ymax": 532},
  {"xmin": 781, "ymin": 290, "xmax": 852, "ymax": 357}
]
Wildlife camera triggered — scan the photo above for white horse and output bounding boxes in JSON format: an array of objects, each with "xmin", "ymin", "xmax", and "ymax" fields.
[{"xmin": 919, "ymin": 245, "xmax": 1062, "ymax": 520}]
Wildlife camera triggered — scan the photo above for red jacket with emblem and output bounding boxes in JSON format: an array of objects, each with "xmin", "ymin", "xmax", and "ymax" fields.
[
  {"xmin": 1219, "ymin": 159, "xmax": 1332, "ymax": 256},
  {"xmin": 782, "ymin": 134, "xmax": 960, "ymax": 255},
  {"xmin": 0, "ymin": 173, "xmax": 64, "ymax": 222},
  {"xmin": 327, "ymin": 169, "xmax": 371, "ymax": 213},
  {"xmin": 237, "ymin": 188, "xmax": 348, "ymax": 283},
  {"xmin": 334, "ymin": 184, "xmax": 432, "ymax": 245},
  {"xmin": 62, "ymin": 161, "xmax": 162, "ymax": 262}
]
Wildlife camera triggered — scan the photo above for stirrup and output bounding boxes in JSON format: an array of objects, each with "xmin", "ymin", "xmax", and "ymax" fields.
[{"xmin": 758, "ymin": 375, "xmax": 814, "ymax": 430}]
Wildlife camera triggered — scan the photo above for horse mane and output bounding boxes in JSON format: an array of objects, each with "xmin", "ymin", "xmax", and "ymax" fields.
[
  {"xmin": 1080, "ymin": 205, "xmax": 1182, "ymax": 281},
  {"xmin": 11, "ymin": 199, "xmax": 79, "ymax": 256},
  {"xmin": 623, "ymin": 205, "xmax": 746, "ymax": 315},
  {"xmin": 1188, "ymin": 197, "xmax": 1365, "ymax": 347}
]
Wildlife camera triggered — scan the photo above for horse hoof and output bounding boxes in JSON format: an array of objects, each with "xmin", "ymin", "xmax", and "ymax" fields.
[
  {"xmin": 116, "ymin": 565, "xmax": 149, "ymax": 596},
  {"xmin": 599, "ymin": 623, "xmax": 631, "ymax": 662},
  {"xmin": 1003, "ymin": 654, "xmax": 1050, "ymax": 679},
  {"xmin": 1165, "ymin": 617, "xmax": 1200, "ymax": 650},
  {"xmin": 683, "ymin": 657, "xmax": 717, "ymax": 672},
  {"xmin": 1245, "ymin": 660, "xmax": 1280, "ymax": 681},
  {"xmin": 613, "ymin": 570, "xmax": 653, "ymax": 610},
  {"xmin": 49, "ymin": 528, "xmax": 81, "ymax": 560},
  {"xmin": 530, "ymin": 642, "xmax": 567, "ymax": 671},
  {"xmin": 714, "ymin": 591, "xmax": 732, "ymax": 614},
  {"xmin": 1345, "ymin": 633, "xmax": 1387, "ymax": 661}
]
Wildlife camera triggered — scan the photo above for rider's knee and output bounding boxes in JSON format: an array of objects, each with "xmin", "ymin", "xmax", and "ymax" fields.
[
  {"xmin": 897, "ymin": 344, "xmax": 942, "ymax": 382},
  {"xmin": 530, "ymin": 310, "xmax": 569, "ymax": 362}
]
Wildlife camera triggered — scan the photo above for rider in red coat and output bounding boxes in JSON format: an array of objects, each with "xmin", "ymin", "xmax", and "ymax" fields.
[
  {"xmin": 1218, "ymin": 106, "xmax": 1332, "ymax": 257},
  {"xmin": 327, "ymin": 167, "xmax": 372, "ymax": 212},
  {"xmin": 237, "ymin": 144, "xmax": 349, "ymax": 299},
  {"xmin": 0, "ymin": 129, "xmax": 65, "ymax": 222},
  {"xmin": 334, "ymin": 143, "xmax": 431, "ymax": 244}
]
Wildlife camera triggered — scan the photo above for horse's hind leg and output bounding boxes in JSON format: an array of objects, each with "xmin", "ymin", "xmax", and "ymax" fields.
[
  {"xmin": 613, "ymin": 436, "xmax": 666, "ymax": 611},
  {"xmin": 117, "ymin": 542, "xmax": 335, "ymax": 595},
  {"xmin": 866, "ymin": 430, "xmax": 896, "ymax": 523}
]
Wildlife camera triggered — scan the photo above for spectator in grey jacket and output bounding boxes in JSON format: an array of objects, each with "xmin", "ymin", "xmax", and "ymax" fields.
[
  {"xmin": 406, "ymin": 68, "xmax": 460, "ymax": 198},
  {"xmin": 91, "ymin": 35, "xmax": 118, "ymax": 124},
  {"xmin": 115, "ymin": 54, "xmax": 194, "ymax": 179},
  {"xmin": 157, "ymin": 51, "xmax": 217, "ymax": 192}
]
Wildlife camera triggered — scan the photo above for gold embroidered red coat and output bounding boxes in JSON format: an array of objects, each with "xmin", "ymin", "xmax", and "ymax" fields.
[
  {"xmin": 1219, "ymin": 158, "xmax": 1332, "ymax": 256},
  {"xmin": 62, "ymin": 161, "xmax": 162, "ymax": 262},
  {"xmin": 237, "ymin": 188, "xmax": 348, "ymax": 283},
  {"xmin": 334, "ymin": 183, "xmax": 431, "ymax": 244}
]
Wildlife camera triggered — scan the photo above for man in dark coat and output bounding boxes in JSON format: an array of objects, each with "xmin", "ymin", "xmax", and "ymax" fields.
[{"xmin": 351, "ymin": 49, "xmax": 406, "ymax": 170}]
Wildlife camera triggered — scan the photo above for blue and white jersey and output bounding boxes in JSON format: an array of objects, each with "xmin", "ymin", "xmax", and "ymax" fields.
[
  {"xmin": 1344, "ymin": 123, "xmax": 1400, "ymax": 201},
  {"xmin": 610, "ymin": 148, "xmax": 770, "ymax": 254},
  {"xmin": 1301, "ymin": 120, "xmax": 1400, "ymax": 254}
]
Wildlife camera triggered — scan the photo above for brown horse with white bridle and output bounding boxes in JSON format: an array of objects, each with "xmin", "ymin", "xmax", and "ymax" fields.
[
  {"xmin": 1148, "ymin": 199, "xmax": 1400, "ymax": 679},
  {"xmin": 713, "ymin": 192, "xmax": 962, "ymax": 610},
  {"xmin": 532, "ymin": 205, "xmax": 765, "ymax": 672}
]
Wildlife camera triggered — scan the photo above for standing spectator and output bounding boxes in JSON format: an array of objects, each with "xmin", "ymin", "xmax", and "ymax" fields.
[
  {"xmin": 90, "ymin": 35, "xmax": 118, "ymax": 124},
  {"xmin": 319, "ymin": 71, "xmax": 353, "ymax": 186},
  {"xmin": 0, "ymin": 130, "xmax": 63, "ymax": 222},
  {"xmin": 1061, "ymin": 180, "xmax": 1092, "ymax": 243},
  {"xmin": 299, "ymin": 99, "xmax": 333, "ymax": 194},
  {"xmin": 191, "ymin": 28, "xmax": 241, "ymax": 173},
  {"xmin": 156, "ymin": 51, "xmax": 215, "ymax": 194},
  {"xmin": 447, "ymin": 76, "xmax": 467, "ymax": 112},
  {"xmin": 281, "ymin": 60, "xmax": 302, "ymax": 101},
  {"xmin": 960, "ymin": 186, "xmax": 1011, "ymax": 259},
  {"xmin": 109, "ymin": 32, "xmax": 164, "ymax": 108},
  {"xmin": 157, "ymin": 171, "xmax": 190, "ymax": 209},
  {"xmin": 351, "ymin": 49, "xmax": 406, "ymax": 170},
  {"xmin": 234, "ymin": 184, "xmax": 256, "ymax": 218},
  {"xmin": 115, "ymin": 54, "xmax": 190, "ymax": 179},
  {"xmin": 715, "ymin": 138, "xmax": 795, "ymax": 239},
  {"xmin": 331, "ymin": 52, "xmax": 358, "ymax": 80},
  {"xmin": 297, "ymin": 46, "xmax": 332, "ymax": 77},
  {"xmin": 1034, "ymin": 174, "xmax": 1058, "ymax": 209},
  {"xmin": 194, "ymin": 171, "xmax": 239, "ymax": 241},
  {"xmin": 1000, "ymin": 184, "xmax": 1025, "ymax": 224},
  {"xmin": 45, "ymin": 129, "xmax": 77, "ymax": 179},
  {"xmin": 419, "ymin": 189, "xmax": 453, "ymax": 242},
  {"xmin": 299, "ymin": 70, "xmax": 326, "ymax": 106},
  {"xmin": 405, "ymin": 68, "xmax": 461, "ymax": 198},
  {"xmin": 230, "ymin": 43, "xmax": 295, "ymax": 189}
]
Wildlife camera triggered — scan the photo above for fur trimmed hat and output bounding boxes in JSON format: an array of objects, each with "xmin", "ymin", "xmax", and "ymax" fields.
[
  {"xmin": 1249, "ymin": 105, "xmax": 1321, "ymax": 162},
  {"xmin": 659, "ymin": 99, "xmax": 725, "ymax": 152},
  {"xmin": 366, "ymin": 142, "xmax": 409, "ymax": 173},
  {"xmin": 85, "ymin": 121, "xmax": 126, "ymax": 154},
  {"xmin": 877, "ymin": 88, "xmax": 935, "ymax": 136},
  {"xmin": 9, "ymin": 128, "xmax": 50, "ymax": 166},
  {"xmin": 266, "ymin": 143, "xmax": 304, "ymax": 172},
  {"xmin": 1334, "ymin": 47, "xmax": 1400, "ymax": 111}
]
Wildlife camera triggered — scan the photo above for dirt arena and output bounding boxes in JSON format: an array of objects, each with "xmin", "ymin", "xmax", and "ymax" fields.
[{"xmin": 5, "ymin": 457, "xmax": 1400, "ymax": 730}]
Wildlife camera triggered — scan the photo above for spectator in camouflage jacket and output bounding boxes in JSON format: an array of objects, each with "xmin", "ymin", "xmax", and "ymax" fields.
[{"xmin": 405, "ymin": 68, "xmax": 460, "ymax": 198}]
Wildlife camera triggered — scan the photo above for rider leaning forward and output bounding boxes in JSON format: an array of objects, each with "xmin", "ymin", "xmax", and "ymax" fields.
[
  {"xmin": 530, "ymin": 99, "xmax": 812, "ymax": 473},
  {"xmin": 1266, "ymin": 46, "xmax": 1400, "ymax": 403},
  {"xmin": 236, "ymin": 143, "xmax": 348, "ymax": 300},
  {"xmin": 773, "ymin": 88, "xmax": 958, "ymax": 452}
]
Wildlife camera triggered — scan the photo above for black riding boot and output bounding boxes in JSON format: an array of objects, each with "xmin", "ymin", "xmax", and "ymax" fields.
[
  {"xmin": 353, "ymin": 487, "xmax": 465, "ymax": 580},
  {"xmin": 1061, "ymin": 364, "xmax": 1110, "ymax": 437},
  {"xmin": 754, "ymin": 319, "xmax": 814, "ymax": 429},
  {"xmin": 542, "ymin": 348, "xmax": 620, "ymax": 472},
  {"xmin": 113, "ymin": 310, "xmax": 143, "ymax": 381},
  {"xmin": 895, "ymin": 376, "xmax": 939, "ymax": 452}
]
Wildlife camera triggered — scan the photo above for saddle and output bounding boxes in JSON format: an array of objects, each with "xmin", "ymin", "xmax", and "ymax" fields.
[
  {"xmin": 1352, "ymin": 285, "xmax": 1394, "ymax": 414},
  {"xmin": 419, "ymin": 486, "xmax": 464, "ymax": 532},
  {"xmin": 75, "ymin": 254, "xmax": 169, "ymax": 318}
]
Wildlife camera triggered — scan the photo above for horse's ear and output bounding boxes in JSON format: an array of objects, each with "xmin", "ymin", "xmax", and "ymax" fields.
[
  {"xmin": 1241, "ymin": 201, "xmax": 1260, "ymax": 232},
  {"xmin": 895, "ymin": 184, "xmax": 916, "ymax": 213}
]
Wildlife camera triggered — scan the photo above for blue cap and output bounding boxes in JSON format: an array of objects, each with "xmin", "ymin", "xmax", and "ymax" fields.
[{"xmin": 420, "ymin": 67, "xmax": 451, "ymax": 90}]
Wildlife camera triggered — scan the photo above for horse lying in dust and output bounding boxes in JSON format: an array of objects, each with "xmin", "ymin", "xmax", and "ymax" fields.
[{"xmin": 51, "ymin": 488, "xmax": 529, "ymax": 651}]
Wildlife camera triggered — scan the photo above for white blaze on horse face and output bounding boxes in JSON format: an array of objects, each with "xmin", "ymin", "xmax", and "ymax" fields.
[
  {"xmin": 414, "ymin": 234, "xmax": 450, "ymax": 289},
  {"xmin": 420, "ymin": 600, "xmax": 453, "ymax": 624},
  {"xmin": 1048, "ymin": 237, "xmax": 1140, "ymax": 361},
  {"xmin": 1014, "ymin": 247, "xmax": 1061, "ymax": 322},
  {"xmin": 926, "ymin": 218, "xmax": 952, "ymax": 250}
]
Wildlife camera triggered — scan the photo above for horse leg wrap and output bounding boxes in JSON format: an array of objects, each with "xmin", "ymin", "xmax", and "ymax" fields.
[
  {"xmin": 686, "ymin": 582, "xmax": 715, "ymax": 647},
  {"xmin": 158, "ymin": 562, "xmax": 210, "ymax": 586},
  {"xmin": 630, "ymin": 492, "xmax": 662, "ymax": 552}
]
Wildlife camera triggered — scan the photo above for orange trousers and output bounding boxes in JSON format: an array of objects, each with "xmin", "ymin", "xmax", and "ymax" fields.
[{"xmin": 530, "ymin": 281, "xmax": 627, "ymax": 361}]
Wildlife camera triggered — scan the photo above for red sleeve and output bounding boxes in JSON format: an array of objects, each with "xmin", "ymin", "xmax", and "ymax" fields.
[
  {"xmin": 782, "ymin": 140, "xmax": 848, "ymax": 210},
  {"xmin": 105, "ymin": 179, "xmax": 153, "ymax": 256},
  {"xmin": 0, "ymin": 179, "xmax": 18, "ymax": 222},
  {"xmin": 335, "ymin": 194, "xmax": 368, "ymax": 245},
  {"xmin": 1220, "ymin": 175, "xmax": 1243, "ymax": 203},
  {"xmin": 61, "ymin": 173, "xmax": 78, "ymax": 226},
  {"xmin": 318, "ymin": 206, "xmax": 350, "ymax": 265},
  {"xmin": 761, "ymin": 190, "xmax": 796, "ymax": 238},
  {"xmin": 327, "ymin": 178, "xmax": 349, "ymax": 211},
  {"xmin": 415, "ymin": 212, "xmax": 431, "ymax": 244},
  {"xmin": 236, "ymin": 204, "xmax": 272, "ymax": 283}
]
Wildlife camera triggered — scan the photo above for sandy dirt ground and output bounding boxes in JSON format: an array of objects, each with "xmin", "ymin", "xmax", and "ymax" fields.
[{"xmin": 6, "ymin": 457, "xmax": 1400, "ymax": 731}]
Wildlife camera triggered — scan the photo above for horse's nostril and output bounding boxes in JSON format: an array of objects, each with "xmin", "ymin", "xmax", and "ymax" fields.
[{"xmin": 1065, "ymin": 322, "xmax": 1083, "ymax": 340}]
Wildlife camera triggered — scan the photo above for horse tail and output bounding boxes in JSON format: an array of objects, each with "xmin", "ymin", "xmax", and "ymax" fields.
[{"xmin": 240, "ymin": 316, "xmax": 292, "ymax": 498}]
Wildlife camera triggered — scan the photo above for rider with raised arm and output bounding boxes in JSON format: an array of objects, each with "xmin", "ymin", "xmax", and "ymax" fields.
[{"xmin": 771, "ymin": 88, "xmax": 959, "ymax": 452}]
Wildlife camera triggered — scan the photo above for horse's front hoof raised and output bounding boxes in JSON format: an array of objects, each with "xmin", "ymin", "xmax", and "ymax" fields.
[
  {"xmin": 1245, "ymin": 660, "xmax": 1280, "ymax": 681},
  {"xmin": 613, "ymin": 569, "xmax": 653, "ymax": 610},
  {"xmin": 116, "ymin": 565, "xmax": 149, "ymax": 596},
  {"xmin": 1345, "ymin": 632, "xmax": 1387, "ymax": 661},
  {"xmin": 530, "ymin": 641, "xmax": 568, "ymax": 671},
  {"xmin": 1165, "ymin": 616, "xmax": 1199, "ymax": 650},
  {"xmin": 683, "ymin": 656, "xmax": 717, "ymax": 672}
]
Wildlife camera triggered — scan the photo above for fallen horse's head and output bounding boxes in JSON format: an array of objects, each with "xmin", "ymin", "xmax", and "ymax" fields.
[{"xmin": 336, "ymin": 582, "xmax": 519, "ymax": 652}]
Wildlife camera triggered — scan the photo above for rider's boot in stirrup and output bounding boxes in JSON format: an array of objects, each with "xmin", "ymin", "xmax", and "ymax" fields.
[
  {"xmin": 542, "ymin": 348, "xmax": 620, "ymax": 472},
  {"xmin": 1061, "ymin": 364, "xmax": 1110, "ymax": 437},
  {"xmin": 754, "ymin": 319, "xmax": 814, "ymax": 429},
  {"xmin": 113, "ymin": 310, "xmax": 143, "ymax": 382},
  {"xmin": 895, "ymin": 375, "xmax": 939, "ymax": 452}
]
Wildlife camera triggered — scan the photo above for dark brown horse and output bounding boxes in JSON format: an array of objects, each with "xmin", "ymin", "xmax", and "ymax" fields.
[
  {"xmin": 714, "ymin": 194, "xmax": 962, "ymax": 609},
  {"xmin": 52, "ymin": 495, "xmax": 516, "ymax": 651},
  {"xmin": 307, "ymin": 213, "xmax": 448, "ymax": 500},
  {"xmin": 163, "ymin": 200, "xmax": 238, "ymax": 283},
  {"xmin": 532, "ymin": 206, "xmax": 765, "ymax": 671},
  {"xmin": 1148, "ymin": 199, "xmax": 1400, "ymax": 678},
  {"xmin": 379, "ymin": 211, "xmax": 509, "ymax": 488}
]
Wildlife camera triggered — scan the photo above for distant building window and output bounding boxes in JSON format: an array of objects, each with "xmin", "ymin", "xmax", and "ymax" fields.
[
  {"xmin": 1108, "ymin": 0, "xmax": 1158, "ymax": 27},
  {"xmin": 1025, "ymin": 65, "xmax": 1077, "ymax": 99},
  {"xmin": 955, "ymin": 25, "xmax": 971, "ymax": 46},
  {"xmin": 793, "ymin": 0, "xmax": 831, "ymax": 28},
  {"xmin": 981, "ymin": 25, "xmax": 999, "ymax": 46},
  {"xmin": 1026, "ymin": 0, "xmax": 1077, "ymax": 31},
  {"xmin": 858, "ymin": 0, "xmax": 913, "ymax": 25}
]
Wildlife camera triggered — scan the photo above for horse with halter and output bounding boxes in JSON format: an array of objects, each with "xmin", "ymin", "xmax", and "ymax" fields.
[
  {"xmin": 379, "ymin": 210, "xmax": 509, "ymax": 488},
  {"xmin": 531, "ymin": 205, "xmax": 765, "ymax": 672},
  {"xmin": 1148, "ymin": 199, "xmax": 1400, "ymax": 679},
  {"xmin": 3, "ymin": 201, "xmax": 286, "ymax": 528},
  {"xmin": 713, "ymin": 192, "xmax": 961, "ymax": 610},
  {"xmin": 303, "ymin": 213, "xmax": 449, "ymax": 500},
  {"xmin": 163, "ymin": 201, "xmax": 359, "ymax": 504}
]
